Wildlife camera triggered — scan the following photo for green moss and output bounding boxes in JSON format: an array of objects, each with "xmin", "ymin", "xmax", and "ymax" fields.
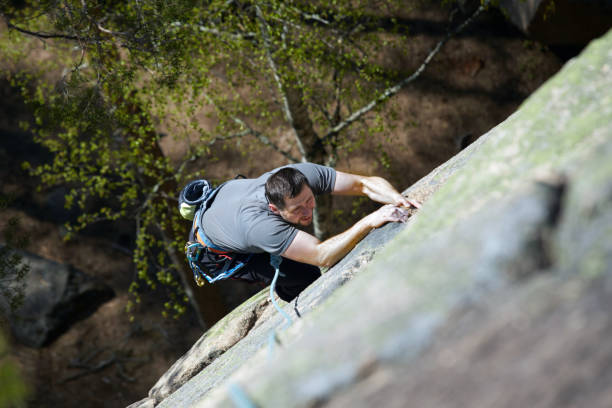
[
  {"xmin": 171, "ymin": 30, "xmax": 612, "ymax": 408},
  {"xmin": 580, "ymin": 247, "xmax": 610, "ymax": 279},
  {"xmin": 338, "ymin": 29, "xmax": 612, "ymax": 355}
]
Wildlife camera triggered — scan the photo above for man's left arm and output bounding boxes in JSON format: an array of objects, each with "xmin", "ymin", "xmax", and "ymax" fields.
[{"xmin": 332, "ymin": 171, "xmax": 421, "ymax": 208}]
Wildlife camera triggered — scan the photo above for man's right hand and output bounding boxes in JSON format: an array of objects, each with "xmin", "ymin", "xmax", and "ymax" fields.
[
  {"xmin": 366, "ymin": 204, "xmax": 411, "ymax": 229},
  {"xmin": 395, "ymin": 195, "xmax": 421, "ymax": 209}
]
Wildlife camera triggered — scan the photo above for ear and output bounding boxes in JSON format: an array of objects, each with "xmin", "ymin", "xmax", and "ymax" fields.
[{"xmin": 268, "ymin": 203, "xmax": 281, "ymax": 215}]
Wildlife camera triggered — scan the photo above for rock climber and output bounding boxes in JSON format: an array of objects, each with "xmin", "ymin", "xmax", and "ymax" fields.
[{"xmin": 182, "ymin": 163, "xmax": 419, "ymax": 301}]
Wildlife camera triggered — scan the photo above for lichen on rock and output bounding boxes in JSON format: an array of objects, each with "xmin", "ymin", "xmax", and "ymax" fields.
[{"xmin": 138, "ymin": 28, "xmax": 612, "ymax": 408}]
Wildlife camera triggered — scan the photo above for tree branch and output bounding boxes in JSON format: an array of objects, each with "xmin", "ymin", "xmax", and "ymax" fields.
[
  {"xmin": 197, "ymin": 25, "xmax": 255, "ymax": 40},
  {"xmin": 231, "ymin": 117, "xmax": 300, "ymax": 163},
  {"xmin": 332, "ymin": 68, "xmax": 342, "ymax": 124},
  {"xmin": 170, "ymin": 21, "xmax": 256, "ymax": 41},
  {"xmin": 255, "ymin": 5, "xmax": 308, "ymax": 162},
  {"xmin": 206, "ymin": 129, "xmax": 251, "ymax": 146},
  {"xmin": 321, "ymin": 1, "xmax": 489, "ymax": 141},
  {"xmin": 200, "ymin": 91, "xmax": 300, "ymax": 162},
  {"xmin": 3, "ymin": 18, "xmax": 84, "ymax": 41},
  {"xmin": 311, "ymin": 96, "xmax": 334, "ymax": 126},
  {"xmin": 96, "ymin": 23, "xmax": 127, "ymax": 37}
]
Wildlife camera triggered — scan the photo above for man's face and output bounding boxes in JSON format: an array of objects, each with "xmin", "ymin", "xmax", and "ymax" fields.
[{"xmin": 269, "ymin": 185, "xmax": 316, "ymax": 226}]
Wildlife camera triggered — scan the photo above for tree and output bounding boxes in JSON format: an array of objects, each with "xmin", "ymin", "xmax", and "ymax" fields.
[
  {"xmin": 0, "ymin": 0, "xmax": 490, "ymax": 325},
  {"xmin": 0, "ymin": 194, "xmax": 29, "ymax": 319},
  {"xmin": 0, "ymin": 196, "xmax": 29, "ymax": 408},
  {"xmin": 0, "ymin": 330, "xmax": 28, "ymax": 408}
]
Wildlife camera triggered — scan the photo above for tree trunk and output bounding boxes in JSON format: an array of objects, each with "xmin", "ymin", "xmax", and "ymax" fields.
[
  {"xmin": 125, "ymin": 97, "xmax": 229, "ymax": 328},
  {"xmin": 285, "ymin": 86, "xmax": 328, "ymax": 164},
  {"xmin": 313, "ymin": 194, "xmax": 334, "ymax": 239},
  {"xmin": 151, "ymin": 146, "xmax": 229, "ymax": 329},
  {"xmin": 158, "ymin": 225, "xmax": 227, "ymax": 328},
  {"xmin": 284, "ymin": 86, "xmax": 336, "ymax": 239}
]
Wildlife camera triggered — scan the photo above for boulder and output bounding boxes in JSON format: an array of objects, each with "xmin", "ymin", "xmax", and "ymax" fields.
[
  {"xmin": 0, "ymin": 250, "xmax": 115, "ymax": 347},
  {"xmin": 134, "ymin": 28, "xmax": 612, "ymax": 407}
]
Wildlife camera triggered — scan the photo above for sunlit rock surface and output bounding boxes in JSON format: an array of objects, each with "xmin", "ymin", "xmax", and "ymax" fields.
[{"xmin": 131, "ymin": 28, "xmax": 612, "ymax": 408}]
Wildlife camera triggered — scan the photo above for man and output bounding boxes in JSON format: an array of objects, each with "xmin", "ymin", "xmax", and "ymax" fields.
[{"xmin": 194, "ymin": 163, "xmax": 419, "ymax": 301}]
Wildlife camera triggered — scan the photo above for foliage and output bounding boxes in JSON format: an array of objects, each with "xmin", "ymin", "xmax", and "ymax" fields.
[
  {"xmin": 0, "ymin": 196, "xmax": 28, "ymax": 408},
  {"xmin": 0, "ymin": 330, "xmax": 28, "ymax": 408},
  {"xmin": 0, "ymin": 194, "xmax": 29, "ymax": 315},
  {"xmin": 0, "ymin": 0, "xmax": 489, "ymax": 318}
]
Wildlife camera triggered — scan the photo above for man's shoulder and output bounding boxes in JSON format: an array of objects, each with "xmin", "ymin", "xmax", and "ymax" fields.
[
  {"xmin": 243, "ymin": 210, "xmax": 297, "ymax": 255},
  {"xmin": 213, "ymin": 177, "xmax": 262, "ymax": 202},
  {"xmin": 241, "ymin": 204, "xmax": 281, "ymax": 228},
  {"xmin": 287, "ymin": 163, "xmax": 336, "ymax": 195}
]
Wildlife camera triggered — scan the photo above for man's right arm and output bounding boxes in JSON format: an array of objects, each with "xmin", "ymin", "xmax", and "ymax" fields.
[
  {"xmin": 282, "ymin": 204, "xmax": 410, "ymax": 268},
  {"xmin": 333, "ymin": 171, "xmax": 421, "ymax": 209}
]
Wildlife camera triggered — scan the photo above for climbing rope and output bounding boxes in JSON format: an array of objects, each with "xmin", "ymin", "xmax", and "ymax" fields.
[
  {"xmin": 228, "ymin": 382, "xmax": 257, "ymax": 408},
  {"xmin": 268, "ymin": 254, "xmax": 292, "ymax": 356},
  {"xmin": 269, "ymin": 255, "xmax": 293, "ymax": 328},
  {"xmin": 228, "ymin": 254, "xmax": 294, "ymax": 408}
]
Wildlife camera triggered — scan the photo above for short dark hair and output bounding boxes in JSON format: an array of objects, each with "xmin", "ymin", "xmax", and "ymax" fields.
[{"xmin": 265, "ymin": 167, "xmax": 311, "ymax": 209}]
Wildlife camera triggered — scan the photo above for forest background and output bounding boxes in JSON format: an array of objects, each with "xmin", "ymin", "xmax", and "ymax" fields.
[{"xmin": 0, "ymin": 0, "xmax": 576, "ymax": 406}]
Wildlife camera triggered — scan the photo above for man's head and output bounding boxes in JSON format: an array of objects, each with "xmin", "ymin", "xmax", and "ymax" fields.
[{"xmin": 265, "ymin": 167, "xmax": 315, "ymax": 226}]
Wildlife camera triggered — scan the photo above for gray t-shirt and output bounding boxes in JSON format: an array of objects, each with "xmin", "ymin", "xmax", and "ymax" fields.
[{"xmin": 200, "ymin": 163, "xmax": 336, "ymax": 255}]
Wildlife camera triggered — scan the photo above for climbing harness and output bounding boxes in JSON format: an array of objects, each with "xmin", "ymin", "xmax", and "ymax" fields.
[
  {"xmin": 184, "ymin": 224, "xmax": 252, "ymax": 286},
  {"xmin": 180, "ymin": 178, "xmax": 251, "ymax": 286}
]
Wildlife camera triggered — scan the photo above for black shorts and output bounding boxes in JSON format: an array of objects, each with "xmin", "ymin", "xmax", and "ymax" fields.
[{"xmin": 234, "ymin": 253, "xmax": 321, "ymax": 302}]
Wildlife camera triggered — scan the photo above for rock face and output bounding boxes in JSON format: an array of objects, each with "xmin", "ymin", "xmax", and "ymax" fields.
[
  {"xmin": 131, "ymin": 29, "xmax": 612, "ymax": 407},
  {"xmin": 0, "ymin": 250, "xmax": 115, "ymax": 348},
  {"xmin": 128, "ymin": 222, "xmax": 409, "ymax": 408}
]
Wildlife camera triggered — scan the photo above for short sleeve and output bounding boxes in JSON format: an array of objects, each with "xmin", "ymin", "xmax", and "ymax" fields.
[
  {"xmin": 289, "ymin": 163, "xmax": 336, "ymax": 195},
  {"xmin": 244, "ymin": 213, "xmax": 298, "ymax": 255}
]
